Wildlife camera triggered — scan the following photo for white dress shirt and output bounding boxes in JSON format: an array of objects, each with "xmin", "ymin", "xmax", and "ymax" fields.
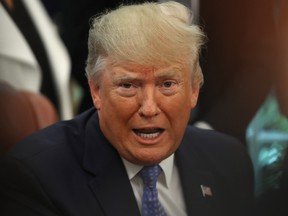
[{"xmin": 122, "ymin": 154, "xmax": 187, "ymax": 216}]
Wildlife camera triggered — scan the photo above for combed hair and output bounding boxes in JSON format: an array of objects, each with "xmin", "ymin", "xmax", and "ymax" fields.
[{"xmin": 85, "ymin": 1, "xmax": 206, "ymax": 86}]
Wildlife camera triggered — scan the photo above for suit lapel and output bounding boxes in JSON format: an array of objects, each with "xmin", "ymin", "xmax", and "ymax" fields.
[
  {"xmin": 82, "ymin": 113, "xmax": 141, "ymax": 216},
  {"xmin": 175, "ymin": 132, "xmax": 218, "ymax": 216},
  {"xmin": 88, "ymin": 159, "xmax": 141, "ymax": 216}
]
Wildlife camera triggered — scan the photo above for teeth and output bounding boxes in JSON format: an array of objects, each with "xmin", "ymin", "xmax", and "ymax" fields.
[{"xmin": 137, "ymin": 132, "xmax": 160, "ymax": 139}]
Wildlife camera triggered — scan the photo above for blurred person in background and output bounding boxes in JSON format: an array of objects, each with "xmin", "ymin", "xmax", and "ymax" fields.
[{"xmin": 0, "ymin": 0, "xmax": 73, "ymax": 120}]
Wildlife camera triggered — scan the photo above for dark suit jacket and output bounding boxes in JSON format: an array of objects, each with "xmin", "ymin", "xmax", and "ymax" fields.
[{"xmin": 0, "ymin": 108, "xmax": 254, "ymax": 216}]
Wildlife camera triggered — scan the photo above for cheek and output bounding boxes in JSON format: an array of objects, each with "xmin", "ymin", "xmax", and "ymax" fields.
[
  {"xmin": 100, "ymin": 93, "xmax": 139, "ymax": 120},
  {"xmin": 98, "ymin": 96, "xmax": 136, "ymax": 141},
  {"xmin": 162, "ymin": 96, "xmax": 191, "ymax": 121},
  {"xmin": 165, "ymin": 91, "xmax": 194, "ymax": 125}
]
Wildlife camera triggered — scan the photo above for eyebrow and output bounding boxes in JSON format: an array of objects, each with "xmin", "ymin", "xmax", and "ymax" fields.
[
  {"xmin": 112, "ymin": 73, "xmax": 139, "ymax": 81},
  {"xmin": 111, "ymin": 73, "xmax": 141, "ymax": 86},
  {"xmin": 156, "ymin": 70, "xmax": 180, "ymax": 77}
]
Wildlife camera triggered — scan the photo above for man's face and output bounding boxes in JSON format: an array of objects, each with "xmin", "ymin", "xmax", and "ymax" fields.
[{"xmin": 89, "ymin": 62, "xmax": 199, "ymax": 165}]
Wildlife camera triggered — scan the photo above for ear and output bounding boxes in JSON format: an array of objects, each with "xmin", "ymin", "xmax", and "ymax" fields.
[
  {"xmin": 190, "ymin": 62, "xmax": 201, "ymax": 108},
  {"xmin": 190, "ymin": 85, "xmax": 200, "ymax": 109},
  {"xmin": 88, "ymin": 80, "xmax": 102, "ymax": 110}
]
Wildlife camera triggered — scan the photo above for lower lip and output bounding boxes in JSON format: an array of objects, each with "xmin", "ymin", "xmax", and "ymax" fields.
[{"xmin": 133, "ymin": 131, "xmax": 164, "ymax": 145}]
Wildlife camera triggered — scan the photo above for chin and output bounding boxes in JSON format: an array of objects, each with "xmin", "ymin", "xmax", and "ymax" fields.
[{"xmin": 132, "ymin": 150, "xmax": 168, "ymax": 165}]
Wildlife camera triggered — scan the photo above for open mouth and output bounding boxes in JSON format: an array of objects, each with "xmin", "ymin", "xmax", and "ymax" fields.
[{"xmin": 133, "ymin": 128, "xmax": 164, "ymax": 139}]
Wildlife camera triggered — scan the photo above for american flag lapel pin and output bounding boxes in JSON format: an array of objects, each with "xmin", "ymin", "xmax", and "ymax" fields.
[{"xmin": 200, "ymin": 184, "xmax": 213, "ymax": 197}]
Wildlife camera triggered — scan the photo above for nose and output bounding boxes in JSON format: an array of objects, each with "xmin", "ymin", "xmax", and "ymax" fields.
[{"xmin": 138, "ymin": 86, "xmax": 160, "ymax": 117}]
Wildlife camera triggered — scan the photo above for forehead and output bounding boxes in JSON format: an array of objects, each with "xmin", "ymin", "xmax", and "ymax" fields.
[{"xmin": 108, "ymin": 63, "xmax": 188, "ymax": 77}]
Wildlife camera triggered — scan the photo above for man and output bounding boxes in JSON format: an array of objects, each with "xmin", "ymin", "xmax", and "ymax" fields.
[{"xmin": 0, "ymin": 1, "xmax": 255, "ymax": 216}]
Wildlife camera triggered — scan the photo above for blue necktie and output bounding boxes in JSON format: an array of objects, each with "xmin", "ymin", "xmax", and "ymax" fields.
[{"xmin": 140, "ymin": 165, "xmax": 167, "ymax": 216}]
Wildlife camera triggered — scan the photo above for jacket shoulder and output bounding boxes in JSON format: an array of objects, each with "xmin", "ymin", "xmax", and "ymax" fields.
[
  {"xmin": 3, "ymin": 108, "xmax": 97, "ymax": 161},
  {"xmin": 181, "ymin": 125, "xmax": 252, "ymax": 172}
]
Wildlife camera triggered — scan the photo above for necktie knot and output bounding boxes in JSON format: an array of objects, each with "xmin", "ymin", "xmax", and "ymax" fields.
[{"xmin": 140, "ymin": 165, "xmax": 162, "ymax": 189}]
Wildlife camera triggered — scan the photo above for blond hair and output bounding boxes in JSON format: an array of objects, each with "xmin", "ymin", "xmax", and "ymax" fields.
[{"xmin": 85, "ymin": 1, "xmax": 205, "ymax": 86}]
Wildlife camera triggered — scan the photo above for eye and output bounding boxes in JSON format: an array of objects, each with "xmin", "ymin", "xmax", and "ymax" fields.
[
  {"xmin": 159, "ymin": 80, "xmax": 179, "ymax": 96},
  {"xmin": 117, "ymin": 81, "xmax": 138, "ymax": 97},
  {"xmin": 121, "ymin": 83, "xmax": 133, "ymax": 88},
  {"xmin": 163, "ymin": 81, "xmax": 174, "ymax": 88}
]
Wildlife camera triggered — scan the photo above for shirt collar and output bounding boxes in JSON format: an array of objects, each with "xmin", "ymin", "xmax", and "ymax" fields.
[{"xmin": 121, "ymin": 154, "xmax": 174, "ymax": 188}]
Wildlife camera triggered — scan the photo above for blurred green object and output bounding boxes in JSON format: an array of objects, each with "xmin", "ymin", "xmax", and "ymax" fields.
[{"xmin": 247, "ymin": 90, "xmax": 288, "ymax": 197}]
